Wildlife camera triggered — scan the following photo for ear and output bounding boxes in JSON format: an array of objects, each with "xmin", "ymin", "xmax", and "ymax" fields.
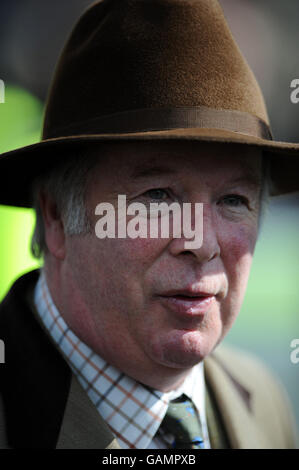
[{"xmin": 39, "ymin": 191, "xmax": 66, "ymax": 260}]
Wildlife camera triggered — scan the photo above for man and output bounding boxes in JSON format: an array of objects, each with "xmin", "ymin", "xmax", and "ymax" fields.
[{"xmin": 0, "ymin": 0, "xmax": 298, "ymax": 449}]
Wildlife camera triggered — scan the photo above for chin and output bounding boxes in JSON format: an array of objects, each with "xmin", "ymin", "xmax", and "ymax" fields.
[{"xmin": 149, "ymin": 329, "xmax": 218, "ymax": 369}]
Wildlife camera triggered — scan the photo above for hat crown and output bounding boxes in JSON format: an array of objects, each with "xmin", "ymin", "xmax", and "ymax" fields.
[
  {"xmin": 2, "ymin": 0, "xmax": 298, "ymax": 209},
  {"xmin": 43, "ymin": 0, "xmax": 269, "ymax": 139}
]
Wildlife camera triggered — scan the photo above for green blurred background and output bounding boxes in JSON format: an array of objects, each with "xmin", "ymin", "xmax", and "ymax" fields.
[
  {"xmin": 0, "ymin": 0, "xmax": 298, "ymax": 437},
  {"xmin": 0, "ymin": 86, "xmax": 42, "ymax": 299}
]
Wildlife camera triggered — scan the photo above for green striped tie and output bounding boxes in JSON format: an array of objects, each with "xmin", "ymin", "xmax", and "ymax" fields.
[{"xmin": 161, "ymin": 394, "xmax": 205, "ymax": 449}]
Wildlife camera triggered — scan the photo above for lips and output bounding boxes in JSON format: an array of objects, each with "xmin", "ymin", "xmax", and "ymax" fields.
[{"xmin": 157, "ymin": 289, "xmax": 216, "ymax": 316}]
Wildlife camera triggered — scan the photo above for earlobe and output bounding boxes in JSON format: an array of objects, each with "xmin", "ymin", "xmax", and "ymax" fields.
[{"xmin": 39, "ymin": 191, "xmax": 66, "ymax": 260}]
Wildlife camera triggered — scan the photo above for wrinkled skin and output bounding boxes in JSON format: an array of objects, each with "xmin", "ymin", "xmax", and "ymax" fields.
[{"xmin": 42, "ymin": 141, "xmax": 262, "ymax": 391}]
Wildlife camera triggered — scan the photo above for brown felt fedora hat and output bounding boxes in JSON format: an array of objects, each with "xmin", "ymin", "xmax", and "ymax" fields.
[{"xmin": 1, "ymin": 0, "xmax": 299, "ymax": 207}]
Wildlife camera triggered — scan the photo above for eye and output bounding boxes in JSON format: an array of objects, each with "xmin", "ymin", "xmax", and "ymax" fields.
[
  {"xmin": 220, "ymin": 194, "xmax": 249, "ymax": 208},
  {"xmin": 143, "ymin": 188, "xmax": 170, "ymax": 201}
]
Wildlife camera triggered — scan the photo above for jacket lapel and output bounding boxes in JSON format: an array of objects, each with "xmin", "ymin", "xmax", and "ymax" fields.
[
  {"xmin": 204, "ymin": 351, "xmax": 271, "ymax": 449},
  {"xmin": 0, "ymin": 270, "xmax": 72, "ymax": 449},
  {"xmin": 56, "ymin": 375, "xmax": 121, "ymax": 449},
  {"xmin": 0, "ymin": 393, "xmax": 11, "ymax": 449}
]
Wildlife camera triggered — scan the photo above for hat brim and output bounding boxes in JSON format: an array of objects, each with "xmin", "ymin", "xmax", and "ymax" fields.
[{"xmin": 1, "ymin": 127, "xmax": 299, "ymax": 207}]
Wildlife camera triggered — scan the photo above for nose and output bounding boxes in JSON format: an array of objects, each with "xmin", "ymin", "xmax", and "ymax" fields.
[{"xmin": 168, "ymin": 203, "xmax": 220, "ymax": 263}]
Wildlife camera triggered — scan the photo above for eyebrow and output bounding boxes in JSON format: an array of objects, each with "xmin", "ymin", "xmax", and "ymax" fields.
[
  {"xmin": 130, "ymin": 164, "xmax": 262, "ymax": 188},
  {"xmin": 130, "ymin": 165, "xmax": 177, "ymax": 179},
  {"xmin": 227, "ymin": 173, "xmax": 262, "ymax": 190}
]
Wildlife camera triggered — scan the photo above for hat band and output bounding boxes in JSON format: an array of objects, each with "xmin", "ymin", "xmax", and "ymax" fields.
[{"xmin": 45, "ymin": 106, "xmax": 273, "ymax": 141}]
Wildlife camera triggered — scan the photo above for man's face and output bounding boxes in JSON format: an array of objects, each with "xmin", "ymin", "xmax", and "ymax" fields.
[{"xmin": 62, "ymin": 142, "xmax": 262, "ymax": 387}]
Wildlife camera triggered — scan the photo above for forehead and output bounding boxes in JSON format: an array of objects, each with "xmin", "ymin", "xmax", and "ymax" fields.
[{"xmin": 88, "ymin": 141, "xmax": 262, "ymax": 186}]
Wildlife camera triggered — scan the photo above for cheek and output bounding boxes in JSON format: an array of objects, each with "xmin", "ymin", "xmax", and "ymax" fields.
[
  {"xmin": 221, "ymin": 220, "xmax": 257, "ymax": 272},
  {"xmin": 80, "ymin": 235, "xmax": 166, "ymax": 301},
  {"xmin": 120, "ymin": 236, "xmax": 163, "ymax": 263},
  {"xmin": 219, "ymin": 223, "xmax": 257, "ymax": 318}
]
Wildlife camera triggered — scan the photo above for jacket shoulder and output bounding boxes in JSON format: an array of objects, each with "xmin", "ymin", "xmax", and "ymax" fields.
[
  {"xmin": 208, "ymin": 344, "xmax": 298, "ymax": 448},
  {"xmin": 0, "ymin": 270, "xmax": 71, "ymax": 449}
]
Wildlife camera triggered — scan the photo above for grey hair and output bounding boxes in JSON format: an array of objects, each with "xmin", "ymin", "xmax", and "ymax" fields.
[
  {"xmin": 258, "ymin": 153, "xmax": 272, "ymax": 234},
  {"xmin": 31, "ymin": 149, "xmax": 96, "ymax": 259}
]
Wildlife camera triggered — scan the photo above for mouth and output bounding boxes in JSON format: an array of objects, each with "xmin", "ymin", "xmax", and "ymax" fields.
[{"xmin": 157, "ymin": 290, "xmax": 216, "ymax": 317}]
